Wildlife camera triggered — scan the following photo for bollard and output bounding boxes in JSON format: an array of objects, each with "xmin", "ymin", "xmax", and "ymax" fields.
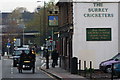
[
  {"xmin": 71, "ymin": 57, "xmax": 78, "ymax": 74},
  {"xmin": 90, "ymin": 61, "xmax": 92, "ymax": 79},
  {"xmin": 79, "ymin": 60, "xmax": 81, "ymax": 75},
  {"xmin": 84, "ymin": 61, "xmax": 87, "ymax": 77}
]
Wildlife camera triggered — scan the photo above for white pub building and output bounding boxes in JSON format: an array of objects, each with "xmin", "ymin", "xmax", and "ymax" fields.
[{"xmin": 73, "ymin": 1, "xmax": 120, "ymax": 69}]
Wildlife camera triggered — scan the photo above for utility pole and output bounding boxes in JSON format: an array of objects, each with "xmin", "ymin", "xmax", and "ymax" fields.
[
  {"xmin": 37, "ymin": 1, "xmax": 46, "ymax": 45},
  {"xmin": 43, "ymin": 1, "xmax": 47, "ymax": 44},
  {"xmin": 37, "ymin": 7, "xmax": 41, "ymax": 45}
]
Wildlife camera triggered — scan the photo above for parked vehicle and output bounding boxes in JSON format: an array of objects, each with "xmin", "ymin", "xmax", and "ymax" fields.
[
  {"xmin": 99, "ymin": 53, "xmax": 120, "ymax": 73},
  {"xmin": 113, "ymin": 62, "xmax": 120, "ymax": 77},
  {"xmin": 13, "ymin": 47, "xmax": 29, "ymax": 67}
]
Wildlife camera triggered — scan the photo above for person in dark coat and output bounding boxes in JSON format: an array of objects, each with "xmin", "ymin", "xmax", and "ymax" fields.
[
  {"xmin": 28, "ymin": 49, "xmax": 36, "ymax": 67},
  {"xmin": 19, "ymin": 50, "xmax": 27, "ymax": 70},
  {"xmin": 51, "ymin": 48, "xmax": 59, "ymax": 68},
  {"xmin": 28, "ymin": 49, "xmax": 36, "ymax": 61},
  {"xmin": 44, "ymin": 47, "xmax": 49, "ymax": 69},
  {"xmin": 20, "ymin": 50, "xmax": 27, "ymax": 62}
]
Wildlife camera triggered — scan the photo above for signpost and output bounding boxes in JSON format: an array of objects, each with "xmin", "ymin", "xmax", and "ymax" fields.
[{"xmin": 48, "ymin": 16, "xmax": 58, "ymax": 27}]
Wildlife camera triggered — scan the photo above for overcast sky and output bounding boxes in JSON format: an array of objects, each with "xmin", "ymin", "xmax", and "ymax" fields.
[
  {"xmin": 0, "ymin": 0, "xmax": 53, "ymax": 12},
  {"xmin": 0, "ymin": 0, "xmax": 119, "ymax": 13}
]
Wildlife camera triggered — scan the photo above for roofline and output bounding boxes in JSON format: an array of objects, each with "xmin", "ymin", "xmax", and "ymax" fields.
[
  {"xmin": 73, "ymin": 1, "xmax": 120, "ymax": 3},
  {"xmin": 56, "ymin": 1, "xmax": 120, "ymax": 4}
]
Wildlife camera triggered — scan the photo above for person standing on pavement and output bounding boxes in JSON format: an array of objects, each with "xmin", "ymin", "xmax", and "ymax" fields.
[
  {"xmin": 51, "ymin": 48, "xmax": 59, "ymax": 68},
  {"xmin": 44, "ymin": 47, "xmax": 49, "ymax": 69}
]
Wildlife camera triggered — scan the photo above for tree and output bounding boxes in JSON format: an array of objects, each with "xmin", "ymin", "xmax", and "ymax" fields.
[
  {"xmin": 2, "ymin": 7, "xmax": 31, "ymax": 47},
  {"xmin": 25, "ymin": 2, "xmax": 59, "ymax": 46}
]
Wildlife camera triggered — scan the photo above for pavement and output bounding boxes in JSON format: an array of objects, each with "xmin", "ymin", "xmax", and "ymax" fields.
[{"xmin": 39, "ymin": 56, "xmax": 88, "ymax": 80}]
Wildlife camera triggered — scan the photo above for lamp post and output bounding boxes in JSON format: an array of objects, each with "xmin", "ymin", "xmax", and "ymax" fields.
[
  {"xmin": 18, "ymin": 23, "xmax": 25, "ymax": 46},
  {"xmin": 22, "ymin": 24, "xmax": 25, "ymax": 45},
  {"xmin": 36, "ymin": 7, "xmax": 41, "ymax": 45},
  {"xmin": 37, "ymin": 0, "xmax": 46, "ymax": 45}
]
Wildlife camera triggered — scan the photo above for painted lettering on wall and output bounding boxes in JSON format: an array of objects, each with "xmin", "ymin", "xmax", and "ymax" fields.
[{"xmin": 84, "ymin": 3, "xmax": 114, "ymax": 17}]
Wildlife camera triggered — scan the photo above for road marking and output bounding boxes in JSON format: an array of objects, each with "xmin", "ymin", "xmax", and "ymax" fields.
[
  {"xmin": 41, "ymin": 63, "xmax": 46, "ymax": 67},
  {"xmin": 11, "ymin": 67, "xmax": 13, "ymax": 74},
  {"xmin": 3, "ymin": 59, "xmax": 7, "ymax": 60},
  {"xmin": 41, "ymin": 60, "xmax": 44, "ymax": 63},
  {"xmin": 11, "ymin": 71, "xmax": 13, "ymax": 74}
]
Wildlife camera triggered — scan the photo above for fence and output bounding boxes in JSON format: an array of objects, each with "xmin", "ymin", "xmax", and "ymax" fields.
[{"xmin": 71, "ymin": 57, "xmax": 120, "ymax": 80}]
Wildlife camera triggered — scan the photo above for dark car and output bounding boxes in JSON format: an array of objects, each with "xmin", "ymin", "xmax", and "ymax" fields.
[
  {"xmin": 18, "ymin": 57, "xmax": 35, "ymax": 73},
  {"xmin": 13, "ymin": 48, "xmax": 29, "ymax": 67},
  {"xmin": 99, "ymin": 53, "xmax": 120, "ymax": 73},
  {"xmin": 113, "ymin": 62, "xmax": 120, "ymax": 77}
]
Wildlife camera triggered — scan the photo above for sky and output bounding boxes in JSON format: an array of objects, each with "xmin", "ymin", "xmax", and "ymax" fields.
[
  {"xmin": 0, "ymin": 0, "xmax": 56, "ymax": 12},
  {"xmin": 0, "ymin": 0, "xmax": 119, "ymax": 13}
]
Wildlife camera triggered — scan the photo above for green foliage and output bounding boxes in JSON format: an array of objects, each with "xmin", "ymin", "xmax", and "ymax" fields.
[
  {"xmin": 85, "ymin": 68, "xmax": 95, "ymax": 73},
  {"xmin": 25, "ymin": 2, "xmax": 59, "ymax": 46}
]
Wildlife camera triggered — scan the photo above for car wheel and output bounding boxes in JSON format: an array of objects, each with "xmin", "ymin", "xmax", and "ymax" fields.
[{"xmin": 106, "ymin": 66, "xmax": 112, "ymax": 73}]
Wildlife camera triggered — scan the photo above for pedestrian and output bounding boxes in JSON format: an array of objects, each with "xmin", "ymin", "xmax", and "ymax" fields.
[
  {"xmin": 19, "ymin": 50, "xmax": 27, "ymax": 72},
  {"xmin": 51, "ymin": 48, "xmax": 59, "ymax": 68},
  {"xmin": 44, "ymin": 47, "xmax": 49, "ymax": 69},
  {"xmin": 20, "ymin": 50, "xmax": 27, "ymax": 62},
  {"xmin": 28, "ymin": 49, "xmax": 36, "ymax": 68},
  {"xmin": 28, "ymin": 49, "xmax": 36, "ymax": 60}
]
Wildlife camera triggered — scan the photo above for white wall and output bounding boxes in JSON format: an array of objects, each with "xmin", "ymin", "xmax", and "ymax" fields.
[{"xmin": 73, "ymin": 2, "xmax": 119, "ymax": 69}]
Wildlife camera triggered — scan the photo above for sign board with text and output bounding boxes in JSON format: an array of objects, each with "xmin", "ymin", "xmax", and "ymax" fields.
[{"xmin": 86, "ymin": 28, "xmax": 111, "ymax": 41}]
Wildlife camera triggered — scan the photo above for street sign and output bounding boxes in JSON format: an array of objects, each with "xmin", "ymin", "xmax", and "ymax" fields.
[
  {"xmin": 48, "ymin": 16, "xmax": 58, "ymax": 27},
  {"xmin": 14, "ymin": 39, "xmax": 21, "ymax": 46}
]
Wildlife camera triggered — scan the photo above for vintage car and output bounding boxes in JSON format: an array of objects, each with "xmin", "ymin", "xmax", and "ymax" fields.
[
  {"xmin": 18, "ymin": 57, "xmax": 35, "ymax": 73},
  {"xmin": 13, "ymin": 47, "xmax": 29, "ymax": 67}
]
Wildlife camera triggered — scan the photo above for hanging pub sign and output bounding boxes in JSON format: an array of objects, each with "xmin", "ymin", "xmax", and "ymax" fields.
[
  {"xmin": 86, "ymin": 28, "xmax": 111, "ymax": 41},
  {"xmin": 48, "ymin": 16, "xmax": 58, "ymax": 27}
]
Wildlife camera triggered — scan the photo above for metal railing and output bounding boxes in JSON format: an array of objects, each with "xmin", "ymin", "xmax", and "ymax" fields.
[{"xmin": 71, "ymin": 57, "xmax": 120, "ymax": 80}]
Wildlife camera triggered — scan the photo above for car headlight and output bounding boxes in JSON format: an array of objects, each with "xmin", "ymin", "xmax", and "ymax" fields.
[
  {"xmin": 100, "ymin": 63, "xmax": 105, "ymax": 66},
  {"xmin": 114, "ymin": 66, "xmax": 117, "ymax": 69}
]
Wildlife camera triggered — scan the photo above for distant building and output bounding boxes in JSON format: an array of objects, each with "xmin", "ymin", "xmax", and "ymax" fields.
[{"xmin": 2, "ymin": 12, "xmax": 34, "ymax": 25}]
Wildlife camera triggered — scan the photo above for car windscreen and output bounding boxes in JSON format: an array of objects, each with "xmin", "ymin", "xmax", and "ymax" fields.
[
  {"xmin": 112, "ymin": 53, "xmax": 120, "ymax": 60},
  {"xmin": 114, "ymin": 63, "xmax": 120, "ymax": 69},
  {"xmin": 14, "ymin": 50, "xmax": 29, "ymax": 56}
]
